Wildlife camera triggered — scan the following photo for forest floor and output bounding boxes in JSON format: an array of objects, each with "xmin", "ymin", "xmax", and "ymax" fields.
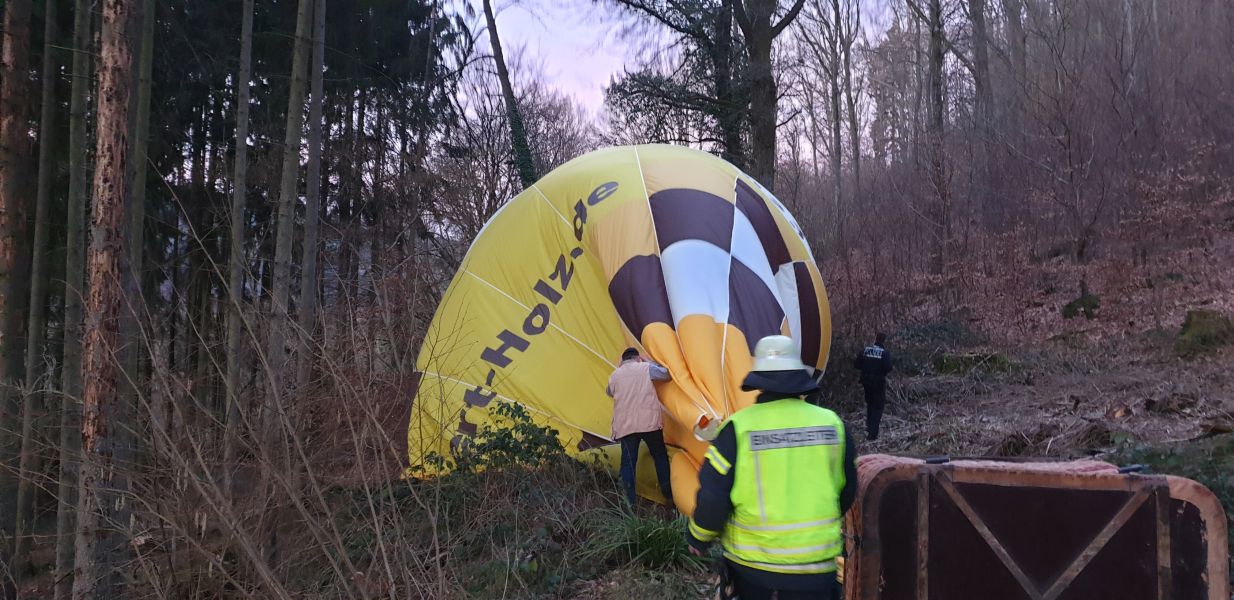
[
  {"xmin": 14, "ymin": 200, "xmax": 1234, "ymax": 599},
  {"xmin": 12, "ymin": 345, "xmax": 1232, "ymax": 599},
  {"xmin": 13, "ymin": 314, "xmax": 1233, "ymax": 600},
  {"xmin": 845, "ymin": 327, "xmax": 1234, "ymax": 460},
  {"xmin": 571, "ymin": 326, "xmax": 1234, "ymax": 600}
]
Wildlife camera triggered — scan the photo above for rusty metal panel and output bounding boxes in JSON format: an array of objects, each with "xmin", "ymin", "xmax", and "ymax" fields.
[{"xmin": 844, "ymin": 455, "xmax": 1229, "ymax": 600}]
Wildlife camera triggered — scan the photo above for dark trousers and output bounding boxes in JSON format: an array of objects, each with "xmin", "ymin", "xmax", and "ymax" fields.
[
  {"xmin": 863, "ymin": 382, "xmax": 886, "ymax": 440},
  {"xmin": 732, "ymin": 571, "xmax": 837, "ymax": 599},
  {"xmin": 618, "ymin": 430, "xmax": 672, "ymax": 505}
]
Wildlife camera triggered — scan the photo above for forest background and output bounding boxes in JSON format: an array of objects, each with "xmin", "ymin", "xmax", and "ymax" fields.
[{"xmin": 0, "ymin": 0, "xmax": 1232, "ymax": 597}]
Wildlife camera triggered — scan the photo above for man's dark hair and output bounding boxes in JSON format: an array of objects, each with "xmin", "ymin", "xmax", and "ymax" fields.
[
  {"xmin": 621, "ymin": 347, "xmax": 640, "ymax": 361},
  {"xmin": 875, "ymin": 332, "xmax": 887, "ymax": 345}
]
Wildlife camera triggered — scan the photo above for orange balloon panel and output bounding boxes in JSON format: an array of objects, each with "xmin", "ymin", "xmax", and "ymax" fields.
[{"xmin": 408, "ymin": 145, "xmax": 832, "ymax": 515}]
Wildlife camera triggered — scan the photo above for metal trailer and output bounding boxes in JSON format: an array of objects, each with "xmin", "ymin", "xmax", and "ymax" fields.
[{"xmin": 844, "ymin": 454, "xmax": 1230, "ymax": 600}]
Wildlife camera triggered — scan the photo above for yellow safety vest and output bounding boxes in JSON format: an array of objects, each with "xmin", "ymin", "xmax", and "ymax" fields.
[{"xmin": 720, "ymin": 399, "xmax": 846, "ymax": 575}]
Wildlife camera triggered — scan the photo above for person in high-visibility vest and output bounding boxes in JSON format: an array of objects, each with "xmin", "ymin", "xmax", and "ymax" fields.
[{"xmin": 687, "ymin": 335, "xmax": 857, "ymax": 599}]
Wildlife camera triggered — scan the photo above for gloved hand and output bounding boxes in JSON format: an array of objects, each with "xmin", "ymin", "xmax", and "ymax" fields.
[
  {"xmin": 687, "ymin": 532, "xmax": 712, "ymax": 555},
  {"xmin": 693, "ymin": 415, "xmax": 720, "ymax": 441}
]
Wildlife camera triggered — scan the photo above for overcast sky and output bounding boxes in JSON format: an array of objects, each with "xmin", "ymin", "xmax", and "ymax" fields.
[
  {"xmin": 485, "ymin": 1, "xmax": 648, "ymax": 114},
  {"xmin": 477, "ymin": 1, "xmax": 895, "ymax": 115}
]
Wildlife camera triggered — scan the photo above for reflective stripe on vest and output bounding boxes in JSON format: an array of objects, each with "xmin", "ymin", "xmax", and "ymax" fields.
[
  {"xmin": 720, "ymin": 399, "xmax": 846, "ymax": 573},
  {"xmin": 729, "ymin": 517, "xmax": 840, "ymax": 532},
  {"xmin": 727, "ymin": 539, "xmax": 842, "ymax": 556},
  {"xmin": 705, "ymin": 446, "xmax": 732, "ymax": 476},
  {"xmin": 724, "ymin": 554, "xmax": 838, "ymax": 575}
]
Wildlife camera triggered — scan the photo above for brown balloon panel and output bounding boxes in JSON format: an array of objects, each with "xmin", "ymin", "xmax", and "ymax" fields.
[{"xmin": 844, "ymin": 455, "xmax": 1230, "ymax": 600}]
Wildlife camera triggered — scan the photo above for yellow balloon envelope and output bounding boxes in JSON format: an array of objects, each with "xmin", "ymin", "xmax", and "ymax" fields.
[{"xmin": 408, "ymin": 144, "xmax": 831, "ymax": 515}]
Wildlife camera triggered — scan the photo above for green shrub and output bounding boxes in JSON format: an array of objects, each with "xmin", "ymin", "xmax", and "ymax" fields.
[
  {"xmin": 1114, "ymin": 435, "xmax": 1234, "ymax": 567},
  {"xmin": 420, "ymin": 400, "xmax": 567, "ymax": 473},
  {"xmin": 1175, "ymin": 309, "xmax": 1234, "ymax": 358},
  {"xmin": 358, "ymin": 404, "xmax": 706, "ymax": 597},
  {"xmin": 895, "ymin": 318, "xmax": 985, "ymax": 349},
  {"xmin": 932, "ymin": 352, "xmax": 1014, "ymax": 375},
  {"xmin": 878, "ymin": 319, "xmax": 988, "ymax": 377},
  {"xmin": 1062, "ymin": 291, "xmax": 1100, "ymax": 320},
  {"xmin": 580, "ymin": 505, "xmax": 705, "ymax": 571}
]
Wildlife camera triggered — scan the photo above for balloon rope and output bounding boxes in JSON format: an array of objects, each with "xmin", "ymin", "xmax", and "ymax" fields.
[
  {"xmin": 462, "ymin": 270, "xmax": 613, "ymax": 367},
  {"xmin": 529, "ymin": 183, "xmax": 572, "ymax": 229}
]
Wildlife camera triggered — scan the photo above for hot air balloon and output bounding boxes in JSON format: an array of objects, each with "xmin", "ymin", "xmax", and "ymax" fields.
[{"xmin": 408, "ymin": 144, "xmax": 831, "ymax": 516}]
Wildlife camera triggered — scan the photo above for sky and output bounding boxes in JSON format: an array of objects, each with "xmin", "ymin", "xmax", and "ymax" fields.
[
  {"xmin": 486, "ymin": 1, "xmax": 649, "ymax": 114},
  {"xmin": 476, "ymin": 0, "xmax": 896, "ymax": 115}
]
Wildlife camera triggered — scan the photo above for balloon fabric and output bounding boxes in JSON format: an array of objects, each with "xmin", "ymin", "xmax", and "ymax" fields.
[{"xmin": 408, "ymin": 144, "xmax": 832, "ymax": 516}]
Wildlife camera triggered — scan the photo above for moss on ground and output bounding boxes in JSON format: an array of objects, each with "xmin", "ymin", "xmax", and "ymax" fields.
[
  {"xmin": 1114, "ymin": 434, "xmax": 1234, "ymax": 576},
  {"xmin": 1175, "ymin": 309, "xmax": 1234, "ymax": 358},
  {"xmin": 1062, "ymin": 291, "xmax": 1100, "ymax": 320},
  {"xmin": 933, "ymin": 352, "xmax": 1014, "ymax": 375}
]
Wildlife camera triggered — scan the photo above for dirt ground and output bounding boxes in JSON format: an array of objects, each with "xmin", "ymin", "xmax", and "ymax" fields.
[{"xmin": 837, "ymin": 332, "xmax": 1234, "ymax": 460}]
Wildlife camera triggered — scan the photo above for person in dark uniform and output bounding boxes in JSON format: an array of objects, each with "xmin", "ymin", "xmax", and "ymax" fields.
[{"xmin": 853, "ymin": 332, "xmax": 892, "ymax": 441}]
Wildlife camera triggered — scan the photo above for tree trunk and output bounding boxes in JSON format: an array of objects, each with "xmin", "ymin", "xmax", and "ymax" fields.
[
  {"xmin": 746, "ymin": 35, "xmax": 777, "ymax": 190},
  {"xmin": 1002, "ymin": 0, "xmax": 1026, "ymax": 84},
  {"xmin": 187, "ymin": 105, "xmax": 208, "ymax": 416},
  {"xmin": 193, "ymin": 96, "xmax": 224, "ymax": 422},
  {"xmin": 910, "ymin": 4, "xmax": 923, "ymax": 161},
  {"xmin": 54, "ymin": 1, "xmax": 92, "ymax": 595},
  {"xmin": 347, "ymin": 88, "xmax": 367, "ymax": 295},
  {"xmin": 710, "ymin": 3, "xmax": 744, "ymax": 168},
  {"xmin": 1122, "ymin": 0, "xmax": 1137, "ymax": 91},
  {"xmin": 482, "ymin": 0, "xmax": 537, "ymax": 188},
  {"xmin": 968, "ymin": 0, "xmax": 993, "ymax": 223},
  {"xmin": 337, "ymin": 94, "xmax": 354, "ymax": 301},
  {"xmin": 828, "ymin": 0, "xmax": 844, "ymax": 235},
  {"xmin": 121, "ymin": 0, "xmax": 153, "ymax": 398},
  {"xmin": 14, "ymin": 0, "xmax": 58, "ymax": 573},
  {"xmin": 968, "ymin": 0, "xmax": 991, "ymax": 126},
  {"xmin": 266, "ymin": 0, "xmax": 312, "ymax": 434},
  {"xmin": 1001, "ymin": 0, "xmax": 1026, "ymax": 156},
  {"xmin": 208, "ymin": 109, "xmax": 228, "ymax": 426},
  {"xmin": 968, "ymin": 0, "xmax": 991, "ymax": 122},
  {"xmin": 74, "ymin": 0, "xmax": 138, "ymax": 596},
  {"xmin": 224, "ymin": 0, "xmax": 254, "ymax": 499},
  {"xmin": 168, "ymin": 221, "xmax": 181, "ymax": 371},
  {"xmin": 804, "ymin": 85, "xmax": 822, "ymax": 181},
  {"xmin": 841, "ymin": 0, "xmax": 861, "ymax": 203},
  {"xmin": 296, "ymin": 0, "xmax": 326, "ymax": 390},
  {"xmin": 926, "ymin": 0, "xmax": 949, "ymax": 274},
  {"xmin": 192, "ymin": 254, "xmax": 213, "ymax": 414},
  {"xmin": 0, "ymin": 0, "xmax": 34, "ymax": 541},
  {"xmin": 369, "ymin": 100, "xmax": 386, "ymax": 298},
  {"xmin": 731, "ymin": 0, "xmax": 806, "ymax": 192}
]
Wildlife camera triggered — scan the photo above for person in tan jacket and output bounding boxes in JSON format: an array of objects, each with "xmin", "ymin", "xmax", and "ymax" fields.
[{"xmin": 607, "ymin": 347, "xmax": 673, "ymax": 505}]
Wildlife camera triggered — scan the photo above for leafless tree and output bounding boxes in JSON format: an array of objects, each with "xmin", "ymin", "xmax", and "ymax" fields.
[
  {"xmin": 733, "ymin": 0, "xmax": 807, "ymax": 190},
  {"xmin": 74, "ymin": 0, "xmax": 139, "ymax": 595}
]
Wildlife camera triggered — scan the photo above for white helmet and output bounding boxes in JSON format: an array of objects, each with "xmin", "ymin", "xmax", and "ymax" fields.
[{"xmin": 751, "ymin": 335, "xmax": 806, "ymax": 372}]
